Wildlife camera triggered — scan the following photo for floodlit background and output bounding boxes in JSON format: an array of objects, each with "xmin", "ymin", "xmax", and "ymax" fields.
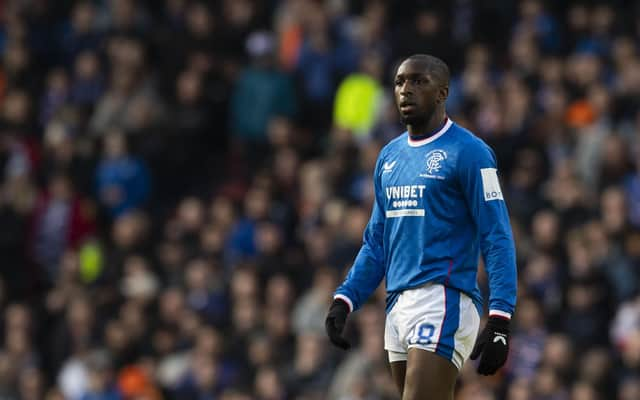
[{"xmin": 0, "ymin": 0, "xmax": 639, "ymax": 399}]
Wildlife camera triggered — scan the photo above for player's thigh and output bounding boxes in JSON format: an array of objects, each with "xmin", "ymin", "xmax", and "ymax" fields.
[
  {"xmin": 386, "ymin": 308, "xmax": 406, "ymax": 395},
  {"xmin": 389, "ymin": 360, "xmax": 406, "ymax": 394},
  {"xmin": 403, "ymin": 347, "xmax": 458, "ymax": 400}
]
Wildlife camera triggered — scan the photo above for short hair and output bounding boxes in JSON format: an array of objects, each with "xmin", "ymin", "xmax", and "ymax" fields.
[{"xmin": 404, "ymin": 54, "xmax": 450, "ymax": 87}]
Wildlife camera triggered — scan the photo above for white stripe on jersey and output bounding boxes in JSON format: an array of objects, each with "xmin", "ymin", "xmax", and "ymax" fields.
[{"xmin": 386, "ymin": 209, "xmax": 425, "ymax": 218}]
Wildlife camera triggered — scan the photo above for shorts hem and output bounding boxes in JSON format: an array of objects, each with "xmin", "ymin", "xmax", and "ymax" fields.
[
  {"xmin": 407, "ymin": 344, "xmax": 461, "ymax": 370},
  {"xmin": 384, "ymin": 346, "xmax": 405, "ymax": 354},
  {"xmin": 387, "ymin": 350, "xmax": 408, "ymax": 363}
]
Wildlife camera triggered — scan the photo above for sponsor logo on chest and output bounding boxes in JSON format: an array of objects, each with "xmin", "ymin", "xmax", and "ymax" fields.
[{"xmin": 385, "ymin": 185, "xmax": 426, "ymax": 208}]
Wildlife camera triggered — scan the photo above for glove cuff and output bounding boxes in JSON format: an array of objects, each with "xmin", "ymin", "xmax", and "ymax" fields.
[
  {"xmin": 487, "ymin": 316, "xmax": 510, "ymax": 333},
  {"xmin": 331, "ymin": 298, "xmax": 351, "ymax": 314},
  {"xmin": 333, "ymin": 295, "xmax": 353, "ymax": 312}
]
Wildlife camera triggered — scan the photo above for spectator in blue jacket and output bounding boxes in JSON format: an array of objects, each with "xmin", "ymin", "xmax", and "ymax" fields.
[{"xmin": 95, "ymin": 130, "xmax": 150, "ymax": 218}]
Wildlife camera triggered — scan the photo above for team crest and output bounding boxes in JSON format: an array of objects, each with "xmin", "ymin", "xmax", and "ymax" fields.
[{"xmin": 425, "ymin": 150, "xmax": 447, "ymax": 173}]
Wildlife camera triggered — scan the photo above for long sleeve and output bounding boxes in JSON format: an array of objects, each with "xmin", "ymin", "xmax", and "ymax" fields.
[
  {"xmin": 334, "ymin": 156, "xmax": 386, "ymax": 312},
  {"xmin": 458, "ymin": 142, "xmax": 517, "ymax": 318}
]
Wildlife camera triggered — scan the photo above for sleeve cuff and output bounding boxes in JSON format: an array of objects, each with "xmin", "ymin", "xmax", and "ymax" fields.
[
  {"xmin": 489, "ymin": 309, "xmax": 511, "ymax": 320},
  {"xmin": 334, "ymin": 294, "xmax": 354, "ymax": 313}
]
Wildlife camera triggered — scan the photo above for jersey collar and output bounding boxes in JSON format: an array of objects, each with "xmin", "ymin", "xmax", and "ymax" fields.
[{"xmin": 407, "ymin": 117, "xmax": 452, "ymax": 147}]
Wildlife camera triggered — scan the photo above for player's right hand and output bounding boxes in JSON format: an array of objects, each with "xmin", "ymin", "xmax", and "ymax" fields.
[{"xmin": 325, "ymin": 298, "xmax": 351, "ymax": 350}]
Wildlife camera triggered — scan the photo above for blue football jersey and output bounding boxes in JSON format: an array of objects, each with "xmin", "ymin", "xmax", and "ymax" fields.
[{"xmin": 334, "ymin": 118, "xmax": 517, "ymax": 318}]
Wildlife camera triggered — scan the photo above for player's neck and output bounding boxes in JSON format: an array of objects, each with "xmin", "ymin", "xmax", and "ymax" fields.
[{"xmin": 407, "ymin": 109, "xmax": 447, "ymax": 138}]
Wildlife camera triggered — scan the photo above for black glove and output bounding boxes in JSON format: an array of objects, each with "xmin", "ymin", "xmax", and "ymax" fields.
[
  {"xmin": 325, "ymin": 299, "xmax": 351, "ymax": 350},
  {"xmin": 470, "ymin": 316, "xmax": 510, "ymax": 375}
]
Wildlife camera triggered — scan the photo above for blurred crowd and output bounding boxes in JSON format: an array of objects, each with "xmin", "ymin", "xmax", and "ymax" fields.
[{"xmin": 0, "ymin": 0, "xmax": 639, "ymax": 399}]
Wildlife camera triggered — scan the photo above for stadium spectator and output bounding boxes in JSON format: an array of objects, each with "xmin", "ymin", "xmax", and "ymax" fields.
[{"xmin": 95, "ymin": 130, "xmax": 150, "ymax": 218}]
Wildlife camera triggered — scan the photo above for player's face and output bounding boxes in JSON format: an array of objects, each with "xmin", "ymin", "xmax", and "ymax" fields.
[{"xmin": 394, "ymin": 60, "xmax": 443, "ymax": 126}]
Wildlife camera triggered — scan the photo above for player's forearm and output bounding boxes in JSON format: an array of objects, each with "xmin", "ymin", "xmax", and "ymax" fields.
[
  {"xmin": 334, "ymin": 245, "xmax": 385, "ymax": 312},
  {"xmin": 482, "ymin": 230, "xmax": 517, "ymax": 317}
]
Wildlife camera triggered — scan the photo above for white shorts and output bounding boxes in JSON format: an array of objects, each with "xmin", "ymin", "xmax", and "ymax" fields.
[{"xmin": 384, "ymin": 283, "xmax": 480, "ymax": 370}]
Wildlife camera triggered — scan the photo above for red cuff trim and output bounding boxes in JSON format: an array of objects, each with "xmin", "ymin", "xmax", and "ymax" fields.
[
  {"xmin": 489, "ymin": 309, "xmax": 511, "ymax": 320},
  {"xmin": 334, "ymin": 294, "xmax": 354, "ymax": 313}
]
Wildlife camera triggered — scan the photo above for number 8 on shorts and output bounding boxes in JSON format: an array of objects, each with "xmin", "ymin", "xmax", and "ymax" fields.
[{"xmin": 384, "ymin": 283, "xmax": 481, "ymax": 369}]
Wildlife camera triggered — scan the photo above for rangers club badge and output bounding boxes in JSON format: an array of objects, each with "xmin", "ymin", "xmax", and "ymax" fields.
[{"xmin": 425, "ymin": 150, "xmax": 447, "ymax": 174}]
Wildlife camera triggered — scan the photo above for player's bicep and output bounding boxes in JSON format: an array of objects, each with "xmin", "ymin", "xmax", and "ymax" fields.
[
  {"xmin": 457, "ymin": 145, "xmax": 506, "ymax": 226},
  {"xmin": 363, "ymin": 162, "xmax": 386, "ymax": 255}
]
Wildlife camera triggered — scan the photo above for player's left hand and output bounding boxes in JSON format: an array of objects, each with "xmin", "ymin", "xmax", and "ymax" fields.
[{"xmin": 470, "ymin": 316, "xmax": 510, "ymax": 375}]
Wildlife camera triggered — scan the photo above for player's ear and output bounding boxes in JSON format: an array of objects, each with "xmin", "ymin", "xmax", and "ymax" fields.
[{"xmin": 437, "ymin": 85, "xmax": 449, "ymax": 104}]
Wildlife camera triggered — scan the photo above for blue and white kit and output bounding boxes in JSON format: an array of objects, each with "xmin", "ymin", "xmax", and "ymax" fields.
[{"xmin": 334, "ymin": 118, "xmax": 517, "ymax": 368}]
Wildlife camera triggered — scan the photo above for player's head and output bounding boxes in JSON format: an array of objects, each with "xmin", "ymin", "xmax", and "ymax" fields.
[{"xmin": 394, "ymin": 54, "xmax": 450, "ymax": 126}]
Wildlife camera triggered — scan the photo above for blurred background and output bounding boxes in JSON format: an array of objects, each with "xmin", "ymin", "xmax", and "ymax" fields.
[{"xmin": 0, "ymin": 0, "xmax": 639, "ymax": 399}]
